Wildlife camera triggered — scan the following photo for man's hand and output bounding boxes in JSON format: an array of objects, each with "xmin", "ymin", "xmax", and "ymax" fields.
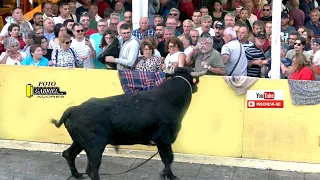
[{"xmin": 105, "ymin": 56, "xmax": 115, "ymax": 63}]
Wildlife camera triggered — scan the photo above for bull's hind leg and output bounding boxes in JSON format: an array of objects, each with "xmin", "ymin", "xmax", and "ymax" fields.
[
  {"xmin": 83, "ymin": 136, "xmax": 107, "ymax": 180},
  {"xmin": 157, "ymin": 143, "xmax": 178, "ymax": 180},
  {"xmin": 62, "ymin": 141, "xmax": 83, "ymax": 179}
]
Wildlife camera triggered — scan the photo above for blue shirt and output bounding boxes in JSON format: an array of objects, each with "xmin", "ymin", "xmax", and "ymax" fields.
[
  {"xmin": 21, "ymin": 56, "xmax": 49, "ymax": 66},
  {"xmin": 90, "ymin": 33, "xmax": 105, "ymax": 69},
  {"xmin": 44, "ymin": 31, "xmax": 55, "ymax": 42}
]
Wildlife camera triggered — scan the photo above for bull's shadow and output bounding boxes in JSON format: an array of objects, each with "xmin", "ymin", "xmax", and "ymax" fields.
[{"xmin": 51, "ymin": 67, "xmax": 207, "ymax": 180}]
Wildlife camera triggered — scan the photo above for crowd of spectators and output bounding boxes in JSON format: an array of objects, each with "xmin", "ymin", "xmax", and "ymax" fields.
[{"xmin": 0, "ymin": 0, "xmax": 320, "ymax": 81}]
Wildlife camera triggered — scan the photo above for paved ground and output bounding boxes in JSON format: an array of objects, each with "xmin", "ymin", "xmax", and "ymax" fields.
[{"xmin": 1, "ymin": 148, "xmax": 320, "ymax": 180}]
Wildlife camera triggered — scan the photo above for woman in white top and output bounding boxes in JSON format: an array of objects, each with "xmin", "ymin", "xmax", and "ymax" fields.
[
  {"xmin": 48, "ymin": 23, "xmax": 67, "ymax": 50},
  {"xmin": 307, "ymin": 37, "xmax": 320, "ymax": 62},
  {"xmin": 0, "ymin": 37, "xmax": 26, "ymax": 65},
  {"xmin": 163, "ymin": 37, "xmax": 186, "ymax": 70}
]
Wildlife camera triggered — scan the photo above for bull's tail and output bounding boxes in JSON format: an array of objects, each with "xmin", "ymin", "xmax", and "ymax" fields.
[{"xmin": 51, "ymin": 106, "xmax": 76, "ymax": 128}]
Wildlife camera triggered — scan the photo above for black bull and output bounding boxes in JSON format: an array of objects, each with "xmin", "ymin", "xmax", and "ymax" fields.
[{"xmin": 51, "ymin": 67, "xmax": 207, "ymax": 180}]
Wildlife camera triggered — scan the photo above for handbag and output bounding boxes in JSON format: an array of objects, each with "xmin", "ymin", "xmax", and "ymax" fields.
[{"xmin": 229, "ymin": 42, "xmax": 242, "ymax": 76}]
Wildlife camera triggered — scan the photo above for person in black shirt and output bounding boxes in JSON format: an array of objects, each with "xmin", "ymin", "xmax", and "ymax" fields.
[{"xmin": 212, "ymin": 21, "xmax": 225, "ymax": 53}]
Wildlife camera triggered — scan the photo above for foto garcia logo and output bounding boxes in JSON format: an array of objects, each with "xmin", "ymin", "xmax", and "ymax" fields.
[
  {"xmin": 247, "ymin": 90, "xmax": 284, "ymax": 108},
  {"xmin": 26, "ymin": 81, "xmax": 67, "ymax": 98}
]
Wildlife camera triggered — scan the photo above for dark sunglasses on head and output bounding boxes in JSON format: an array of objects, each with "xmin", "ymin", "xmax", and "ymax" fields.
[
  {"xmin": 64, "ymin": 40, "xmax": 72, "ymax": 44},
  {"xmin": 294, "ymin": 42, "xmax": 302, "ymax": 46},
  {"xmin": 76, "ymin": 29, "xmax": 84, "ymax": 33},
  {"xmin": 263, "ymin": 9, "xmax": 270, "ymax": 11}
]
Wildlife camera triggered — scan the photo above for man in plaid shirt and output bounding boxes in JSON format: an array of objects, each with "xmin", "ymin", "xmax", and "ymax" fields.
[{"xmin": 132, "ymin": 17, "xmax": 157, "ymax": 41}]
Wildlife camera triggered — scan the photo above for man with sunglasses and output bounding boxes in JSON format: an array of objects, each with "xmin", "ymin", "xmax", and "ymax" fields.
[
  {"xmin": 71, "ymin": 23, "xmax": 95, "ymax": 68},
  {"xmin": 260, "ymin": 4, "xmax": 272, "ymax": 24}
]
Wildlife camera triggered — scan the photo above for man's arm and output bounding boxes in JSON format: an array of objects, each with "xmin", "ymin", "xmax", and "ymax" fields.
[{"xmin": 115, "ymin": 41, "xmax": 139, "ymax": 67}]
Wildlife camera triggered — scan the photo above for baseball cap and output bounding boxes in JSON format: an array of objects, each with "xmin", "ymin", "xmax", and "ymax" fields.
[
  {"xmin": 281, "ymin": 12, "xmax": 289, "ymax": 19},
  {"xmin": 215, "ymin": 21, "xmax": 225, "ymax": 29},
  {"xmin": 255, "ymin": 31, "xmax": 267, "ymax": 39}
]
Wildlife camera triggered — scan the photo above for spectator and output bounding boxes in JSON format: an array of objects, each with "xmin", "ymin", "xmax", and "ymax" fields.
[
  {"xmin": 189, "ymin": 28, "xmax": 200, "ymax": 46},
  {"xmin": 286, "ymin": 36, "xmax": 312, "ymax": 61},
  {"xmin": 132, "ymin": 17, "xmax": 157, "ymax": 41},
  {"xmin": 212, "ymin": 21, "xmax": 225, "ymax": 53},
  {"xmin": 281, "ymin": 12, "xmax": 296, "ymax": 44},
  {"xmin": 71, "ymin": 23, "xmax": 95, "ymax": 69},
  {"xmin": 43, "ymin": 18, "xmax": 55, "ymax": 42},
  {"xmin": 178, "ymin": 34, "xmax": 193, "ymax": 56},
  {"xmin": 53, "ymin": 2, "xmax": 77, "ymax": 24},
  {"xmin": 51, "ymin": 33, "xmax": 83, "ymax": 68},
  {"xmin": 164, "ymin": 37, "xmax": 186, "ymax": 70},
  {"xmin": 192, "ymin": 10, "xmax": 202, "ymax": 28},
  {"xmin": 0, "ymin": 37, "xmax": 26, "ymax": 65},
  {"xmin": 245, "ymin": 31, "xmax": 269, "ymax": 78},
  {"xmin": 48, "ymin": 23, "xmax": 67, "ymax": 50},
  {"xmin": 157, "ymin": 26, "xmax": 175, "ymax": 57},
  {"xmin": 289, "ymin": 0, "xmax": 305, "ymax": 30},
  {"xmin": 186, "ymin": 34, "xmax": 225, "ymax": 75},
  {"xmin": 34, "ymin": 36, "xmax": 53, "ymax": 61},
  {"xmin": 0, "ymin": 7, "xmax": 33, "ymax": 39},
  {"xmin": 224, "ymin": 12, "xmax": 236, "ymax": 28},
  {"xmin": 22, "ymin": 32, "xmax": 36, "ymax": 57},
  {"xmin": 34, "ymin": 26, "xmax": 44, "ymax": 37},
  {"xmin": 133, "ymin": 39, "xmax": 164, "ymax": 72},
  {"xmin": 221, "ymin": 27, "xmax": 247, "ymax": 76},
  {"xmin": 79, "ymin": 14, "xmax": 98, "ymax": 37},
  {"xmin": 237, "ymin": 25, "xmax": 254, "ymax": 50},
  {"xmin": 105, "ymin": 23, "xmax": 139, "ymax": 70},
  {"xmin": 21, "ymin": 44, "xmax": 49, "ymax": 67},
  {"xmin": 90, "ymin": 19, "xmax": 109, "ymax": 69},
  {"xmin": 98, "ymin": 29, "xmax": 120, "ymax": 70},
  {"xmin": 76, "ymin": 0, "xmax": 91, "ymax": 15},
  {"xmin": 31, "ymin": 12, "xmax": 44, "ymax": 28},
  {"xmin": 259, "ymin": 4, "xmax": 272, "ymax": 24},
  {"xmin": 289, "ymin": 52, "xmax": 316, "ymax": 80},
  {"xmin": 123, "ymin": 11, "xmax": 132, "ymax": 27},
  {"xmin": 42, "ymin": 2, "xmax": 55, "ymax": 20},
  {"xmin": 180, "ymin": 19, "xmax": 196, "ymax": 36},
  {"xmin": 210, "ymin": 0, "xmax": 227, "ymax": 24},
  {"xmin": 305, "ymin": 9, "xmax": 320, "ymax": 36},
  {"xmin": 196, "ymin": 15, "xmax": 215, "ymax": 36}
]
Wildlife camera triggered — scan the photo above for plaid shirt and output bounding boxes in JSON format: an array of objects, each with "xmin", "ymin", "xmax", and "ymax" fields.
[
  {"xmin": 132, "ymin": 28, "xmax": 157, "ymax": 41},
  {"xmin": 118, "ymin": 70, "xmax": 166, "ymax": 94}
]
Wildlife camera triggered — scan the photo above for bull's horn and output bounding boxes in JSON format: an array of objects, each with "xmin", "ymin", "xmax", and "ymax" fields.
[
  {"xmin": 164, "ymin": 68, "xmax": 174, "ymax": 75},
  {"xmin": 190, "ymin": 69, "xmax": 207, "ymax": 77}
]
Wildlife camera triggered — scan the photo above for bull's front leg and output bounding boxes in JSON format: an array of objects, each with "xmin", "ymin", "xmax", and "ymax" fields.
[{"xmin": 157, "ymin": 143, "xmax": 178, "ymax": 180}]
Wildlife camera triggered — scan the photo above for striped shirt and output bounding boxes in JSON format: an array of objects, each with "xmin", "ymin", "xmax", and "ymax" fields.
[
  {"xmin": 70, "ymin": 38, "xmax": 94, "ymax": 69},
  {"xmin": 245, "ymin": 44, "xmax": 265, "ymax": 77}
]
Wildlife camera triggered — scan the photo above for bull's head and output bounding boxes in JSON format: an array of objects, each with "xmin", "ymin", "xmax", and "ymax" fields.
[{"xmin": 165, "ymin": 67, "xmax": 207, "ymax": 93}]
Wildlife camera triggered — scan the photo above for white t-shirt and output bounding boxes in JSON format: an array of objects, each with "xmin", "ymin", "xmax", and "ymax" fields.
[
  {"xmin": 184, "ymin": 46, "xmax": 193, "ymax": 56},
  {"xmin": 0, "ymin": 52, "xmax": 26, "ymax": 65},
  {"xmin": 53, "ymin": 15, "xmax": 77, "ymax": 24},
  {"xmin": 164, "ymin": 51, "xmax": 184, "ymax": 70},
  {"xmin": 70, "ymin": 38, "xmax": 94, "ymax": 68},
  {"xmin": 196, "ymin": 27, "xmax": 215, "ymax": 36},
  {"xmin": 312, "ymin": 50, "xmax": 320, "ymax": 66}
]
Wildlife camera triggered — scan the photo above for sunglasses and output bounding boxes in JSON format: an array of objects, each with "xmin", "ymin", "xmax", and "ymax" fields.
[
  {"xmin": 263, "ymin": 9, "xmax": 270, "ymax": 11},
  {"xmin": 64, "ymin": 40, "xmax": 72, "ymax": 44},
  {"xmin": 294, "ymin": 42, "xmax": 302, "ymax": 46},
  {"xmin": 170, "ymin": 14, "xmax": 178, "ymax": 16},
  {"xmin": 76, "ymin": 29, "xmax": 84, "ymax": 33}
]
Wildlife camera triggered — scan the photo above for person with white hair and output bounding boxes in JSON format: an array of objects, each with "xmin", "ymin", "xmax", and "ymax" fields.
[{"xmin": 221, "ymin": 27, "xmax": 248, "ymax": 76}]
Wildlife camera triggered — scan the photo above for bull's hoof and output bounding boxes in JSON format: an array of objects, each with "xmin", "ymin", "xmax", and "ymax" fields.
[
  {"xmin": 73, "ymin": 172, "xmax": 83, "ymax": 179},
  {"xmin": 159, "ymin": 173, "xmax": 178, "ymax": 180}
]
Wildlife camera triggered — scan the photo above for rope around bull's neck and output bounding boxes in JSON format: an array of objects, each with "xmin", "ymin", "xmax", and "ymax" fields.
[{"xmin": 175, "ymin": 76, "xmax": 193, "ymax": 96}]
